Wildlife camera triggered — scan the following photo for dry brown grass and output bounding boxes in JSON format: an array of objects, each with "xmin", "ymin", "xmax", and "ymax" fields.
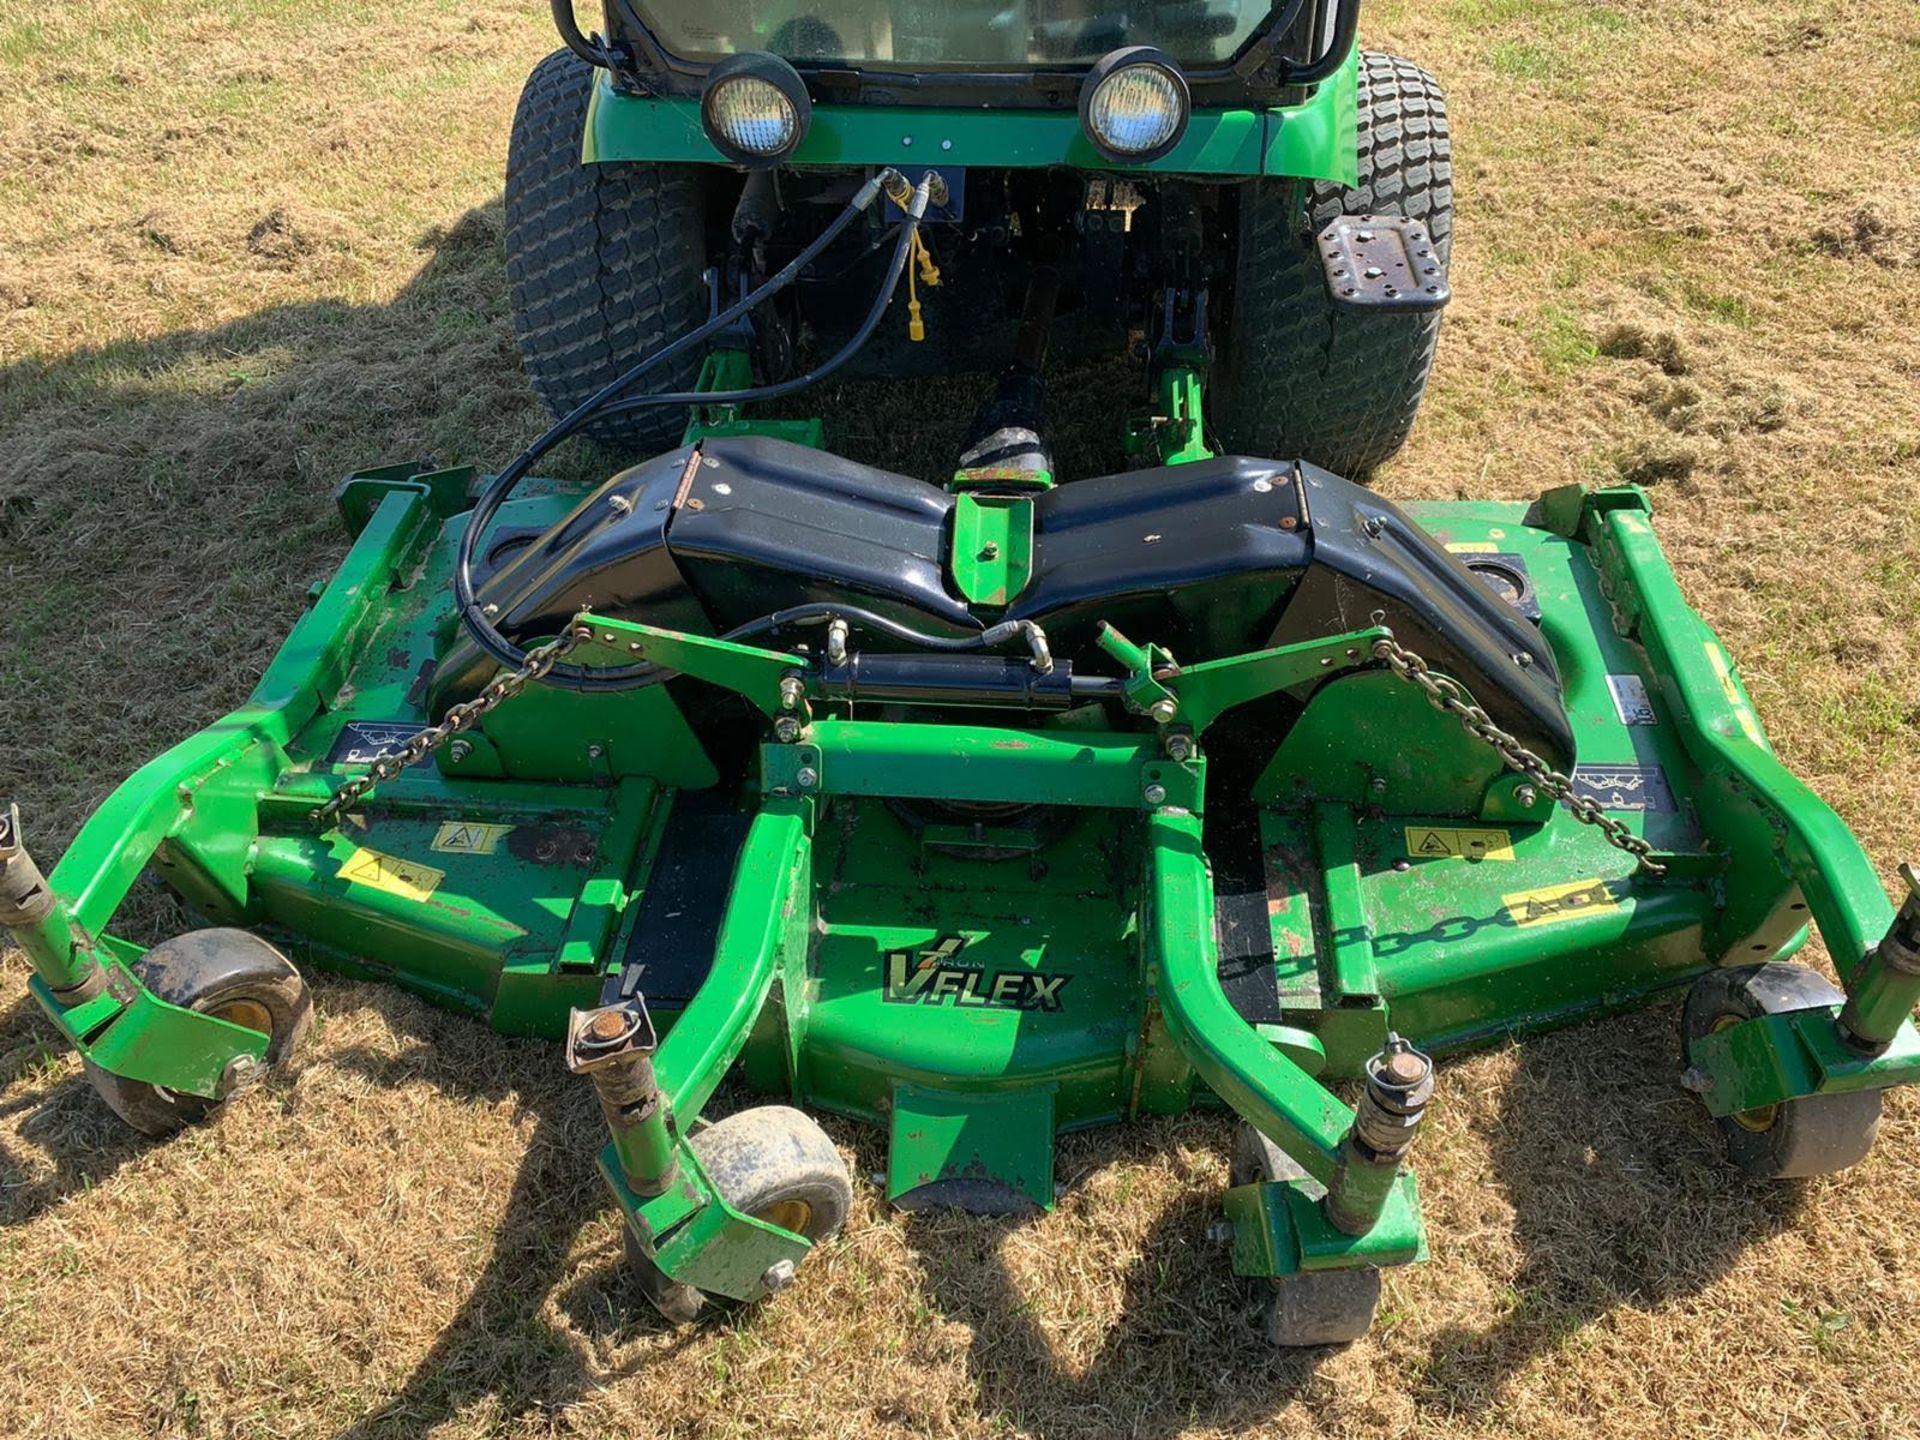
[{"xmin": 3, "ymin": 0, "xmax": 1920, "ymax": 1436}]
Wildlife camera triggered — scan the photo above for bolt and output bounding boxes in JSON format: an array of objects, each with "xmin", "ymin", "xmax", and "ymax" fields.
[
  {"xmin": 1149, "ymin": 698, "xmax": 1177, "ymax": 724},
  {"xmin": 1516, "ymin": 784, "xmax": 1539, "ymax": 808},
  {"xmin": 1363, "ymin": 265, "xmax": 1384, "ymax": 279},
  {"xmin": 1370, "ymin": 776, "xmax": 1389, "ymax": 795},
  {"xmin": 779, "ymin": 674, "xmax": 805, "ymax": 710},
  {"xmin": 712, "ymin": 482, "xmax": 732, "ymax": 495},
  {"xmin": 587, "ymin": 1009, "xmax": 630, "ymax": 1043},
  {"xmin": 761, "ymin": 1259, "xmax": 798, "ymax": 1293},
  {"xmin": 941, "ymin": 138, "xmax": 953, "ymax": 151},
  {"xmin": 1357, "ymin": 229, "xmax": 1375, "ymax": 242},
  {"xmin": 796, "ymin": 766, "xmax": 819, "ymax": 790},
  {"xmin": 607, "ymin": 493, "xmax": 631, "ymax": 514},
  {"xmin": 1363, "ymin": 516, "xmax": 1383, "ymax": 538},
  {"xmin": 1515, "ymin": 652, "xmax": 1534, "ymax": 668},
  {"xmin": 901, "ymin": 135, "xmax": 914, "ymax": 147},
  {"xmin": 1252, "ymin": 478, "xmax": 1273, "ymax": 493},
  {"xmin": 588, "ymin": 743, "xmax": 605, "ymax": 760},
  {"xmin": 1164, "ymin": 733, "xmax": 1194, "ymax": 762},
  {"xmin": 447, "ymin": 739, "xmax": 474, "ymax": 764},
  {"xmin": 979, "ymin": 541, "xmax": 1000, "ymax": 560},
  {"xmin": 703, "ymin": 457, "xmax": 719, "ymax": 468},
  {"xmin": 1142, "ymin": 783, "xmax": 1168, "ymax": 806},
  {"xmin": 1279, "ymin": 515, "xmax": 1298, "ymax": 530},
  {"xmin": 773, "ymin": 715, "xmax": 803, "ymax": 743},
  {"xmin": 1393, "ymin": 858, "xmax": 1412, "ymax": 872}
]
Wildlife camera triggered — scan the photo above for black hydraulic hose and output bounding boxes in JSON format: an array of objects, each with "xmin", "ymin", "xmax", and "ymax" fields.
[
  {"xmin": 591, "ymin": 186, "xmax": 928, "ymax": 424},
  {"xmin": 453, "ymin": 173, "xmax": 929, "ymax": 691}
]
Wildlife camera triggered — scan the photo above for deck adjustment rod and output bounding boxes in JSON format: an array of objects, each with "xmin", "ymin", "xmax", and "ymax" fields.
[
  {"xmin": 566, "ymin": 999, "xmax": 678, "ymax": 1196},
  {"xmin": 1837, "ymin": 863, "xmax": 1920, "ymax": 1055},
  {"xmin": 0, "ymin": 804, "xmax": 104, "ymax": 1004},
  {"xmin": 1324, "ymin": 1034, "xmax": 1434, "ymax": 1236}
]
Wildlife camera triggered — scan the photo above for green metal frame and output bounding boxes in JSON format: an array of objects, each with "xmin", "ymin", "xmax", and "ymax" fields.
[
  {"xmin": 9, "ymin": 456, "xmax": 1918, "ymax": 1306},
  {"xmin": 583, "ymin": 49, "xmax": 1361, "ymax": 186}
]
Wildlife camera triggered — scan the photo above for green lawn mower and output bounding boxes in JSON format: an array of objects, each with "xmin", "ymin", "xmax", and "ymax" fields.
[{"xmin": 7, "ymin": 0, "xmax": 1920, "ymax": 1347}]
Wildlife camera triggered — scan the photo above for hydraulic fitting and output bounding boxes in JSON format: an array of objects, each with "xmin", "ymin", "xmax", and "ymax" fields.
[
  {"xmin": 1324, "ymin": 1034, "xmax": 1434, "ymax": 1236},
  {"xmin": 0, "ymin": 804, "xmax": 104, "ymax": 1003},
  {"xmin": 566, "ymin": 999, "xmax": 678, "ymax": 1196},
  {"xmin": 1837, "ymin": 863, "xmax": 1920, "ymax": 1054}
]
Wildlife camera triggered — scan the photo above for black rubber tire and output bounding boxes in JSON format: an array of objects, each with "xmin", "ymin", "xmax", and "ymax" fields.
[
  {"xmin": 1682, "ymin": 963, "xmax": 1883, "ymax": 1180},
  {"xmin": 84, "ymin": 929, "xmax": 312, "ymax": 1138},
  {"xmin": 505, "ymin": 49, "xmax": 709, "ymax": 454},
  {"xmin": 1229, "ymin": 1121, "xmax": 1383, "ymax": 1347},
  {"xmin": 624, "ymin": 1105, "xmax": 851, "ymax": 1325},
  {"xmin": 1215, "ymin": 52, "xmax": 1453, "ymax": 480}
]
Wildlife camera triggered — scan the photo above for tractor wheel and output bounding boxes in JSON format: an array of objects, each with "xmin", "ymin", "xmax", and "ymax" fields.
[
  {"xmin": 1682, "ymin": 963, "xmax": 1883, "ymax": 1180},
  {"xmin": 625, "ymin": 1105, "xmax": 852, "ymax": 1325},
  {"xmin": 1215, "ymin": 52, "xmax": 1452, "ymax": 480},
  {"xmin": 84, "ymin": 929, "xmax": 312, "ymax": 1138},
  {"xmin": 1230, "ymin": 1121, "xmax": 1382, "ymax": 1346},
  {"xmin": 505, "ymin": 49, "xmax": 709, "ymax": 455}
]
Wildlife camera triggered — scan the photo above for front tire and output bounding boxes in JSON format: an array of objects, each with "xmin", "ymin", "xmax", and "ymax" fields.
[
  {"xmin": 505, "ymin": 50, "xmax": 709, "ymax": 454},
  {"xmin": 84, "ymin": 929, "xmax": 312, "ymax": 1137},
  {"xmin": 1216, "ymin": 52, "xmax": 1453, "ymax": 479},
  {"xmin": 1682, "ymin": 963, "xmax": 1883, "ymax": 1180}
]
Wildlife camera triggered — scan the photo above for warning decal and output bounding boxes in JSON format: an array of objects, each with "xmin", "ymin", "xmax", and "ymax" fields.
[
  {"xmin": 339, "ymin": 846, "xmax": 445, "ymax": 902},
  {"xmin": 1404, "ymin": 826, "xmax": 1515, "ymax": 862},
  {"xmin": 1605, "ymin": 674, "xmax": 1658, "ymax": 726},
  {"xmin": 1502, "ymin": 876, "xmax": 1629, "ymax": 929},
  {"xmin": 431, "ymin": 822, "xmax": 513, "ymax": 856}
]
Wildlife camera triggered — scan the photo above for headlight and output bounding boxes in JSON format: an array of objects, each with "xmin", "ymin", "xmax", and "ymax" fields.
[
  {"xmin": 701, "ymin": 53, "xmax": 812, "ymax": 167},
  {"xmin": 1080, "ymin": 48, "xmax": 1190, "ymax": 164}
]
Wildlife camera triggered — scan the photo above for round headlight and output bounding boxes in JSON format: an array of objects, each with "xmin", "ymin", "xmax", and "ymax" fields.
[
  {"xmin": 1080, "ymin": 48, "xmax": 1190, "ymax": 164},
  {"xmin": 701, "ymin": 53, "xmax": 812, "ymax": 167}
]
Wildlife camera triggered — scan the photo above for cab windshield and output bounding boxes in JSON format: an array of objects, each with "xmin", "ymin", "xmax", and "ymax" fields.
[{"xmin": 633, "ymin": 0, "xmax": 1277, "ymax": 68}]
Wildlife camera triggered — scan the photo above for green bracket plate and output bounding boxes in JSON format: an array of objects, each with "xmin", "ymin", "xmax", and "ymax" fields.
[
  {"xmin": 950, "ymin": 493, "xmax": 1035, "ymax": 605},
  {"xmin": 1689, "ymin": 1006, "xmax": 1920, "ymax": 1117},
  {"xmin": 572, "ymin": 613, "xmax": 806, "ymax": 718},
  {"xmin": 29, "ymin": 969, "xmax": 269, "ymax": 1099},
  {"xmin": 888, "ymin": 1082, "xmax": 1058, "ymax": 1211},
  {"xmin": 1223, "ymin": 1172, "xmax": 1425, "ymax": 1277}
]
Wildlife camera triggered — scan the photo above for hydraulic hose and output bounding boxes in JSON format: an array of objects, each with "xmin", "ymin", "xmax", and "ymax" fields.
[{"xmin": 455, "ymin": 172, "xmax": 931, "ymax": 692}]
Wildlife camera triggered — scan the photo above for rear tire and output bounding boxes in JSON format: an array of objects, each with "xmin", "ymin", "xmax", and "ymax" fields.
[
  {"xmin": 1216, "ymin": 53, "xmax": 1453, "ymax": 479},
  {"xmin": 1229, "ymin": 1121, "xmax": 1383, "ymax": 1346},
  {"xmin": 505, "ymin": 49, "xmax": 709, "ymax": 454},
  {"xmin": 84, "ymin": 929, "xmax": 311, "ymax": 1137},
  {"xmin": 1682, "ymin": 963, "xmax": 1883, "ymax": 1180}
]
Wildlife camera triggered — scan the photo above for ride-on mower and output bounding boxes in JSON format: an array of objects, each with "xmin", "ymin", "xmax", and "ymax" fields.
[{"xmin": 7, "ymin": 0, "xmax": 1920, "ymax": 1347}]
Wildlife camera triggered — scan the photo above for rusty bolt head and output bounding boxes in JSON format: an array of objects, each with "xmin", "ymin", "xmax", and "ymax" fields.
[
  {"xmin": 1381, "ymin": 1049, "xmax": 1429, "ymax": 1087},
  {"xmin": 586, "ymin": 1009, "xmax": 630, "ymax": 1044}
]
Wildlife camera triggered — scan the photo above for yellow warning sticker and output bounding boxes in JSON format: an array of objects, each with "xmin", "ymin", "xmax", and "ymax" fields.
[
  {"xmin": 1445, "ymin": 541, "xmax": 1500, "ymax": 554},
  {"xmin": 1703, "ymin": 642, "xmax": 1768, "ymax": 748},
  {"xmin": 1404, "ymin": 826, "xmax": 1515, "ymax": 862},
  {"xmin": 339, "ymin": 846, "xmax": 445, "ymax": 902},
  {"xmin": 1502, "ymin": 876, "xmax": 1628, "ymax": 928},
  {"xmin": 431, "ymin": 822, "xmax": 513, "ymax": 856}
]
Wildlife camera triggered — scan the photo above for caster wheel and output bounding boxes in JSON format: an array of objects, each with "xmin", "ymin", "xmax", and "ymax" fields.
[
  {"xmin": 84, "ymin": 928, "xmax": 312, "ymax": 1137},
  {"xmin": 1683, "ymin": 962, "xmax": 1883, "ymax": 1180},
  {"xmin": 625, "ymin": 1105, "xmax": 852, "ymax": 1325},
  {"xmin": 1230, "ymin": 1121, "xmax": 1383, "ymax": 1347}
]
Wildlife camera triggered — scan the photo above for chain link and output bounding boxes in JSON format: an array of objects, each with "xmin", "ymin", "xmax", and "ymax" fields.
[
  {"xmin": 1371, "ymin": 635, "xmax": 1666, "ymax": 876},
  {"xmin": 311, "ymin": 615, "xmax": 594, "ymax": 830}
]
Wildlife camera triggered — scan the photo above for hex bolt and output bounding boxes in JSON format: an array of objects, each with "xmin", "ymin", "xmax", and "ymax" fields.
[
  {"xmin": 1363, "ymin": 265, "xmax": 1384, "ymax": 279},
  {"xmin": 1516, "ymin": 784, "xmax": 1539, "ymax": 808},
  {"xmin": 1356, "ymin": 229, "xmax": 1375, "ymax": 242},
  {"xmin": 588, "ymin": 743, "xmax": 606, "ymax": 761},
  {"xmin": 773, "ymin": 715, "xmax": 803, "ymax": 743},
  {"xmin": 778, "ymin": 674, "xmax": 805, "ymax": 711},
  {"xmin": 1143, "ymin": 783, "xmax": 1168, "ymax": 806},
  {"xmin": 607, "ymin": 493, "xmax": 632, "ymax": 515},
  {"xmin": 447, "ymin": 739, "xmax": 474, "ymax": 764},
  {"xmin": 796, "ymin": 766, "xmax": 820, "ymax": 790},
  {"xmin": 1149, "ymin": 698, "xmax": 1178, "ymax": 724},
  {"xmin": 1370, "ymin": 776, "xmax": 1389, "ymax": 795},
  {"xmin": 979, "ymin": 541, "xmax": 1000, "ymax": 560},
  {"xmin": 761, "ymin": 1259, "xmax": 798, "ymax": 1294},
  {"xmin": 1164, "ymin": 733, "xmax": 1194, "ymax": 762}
]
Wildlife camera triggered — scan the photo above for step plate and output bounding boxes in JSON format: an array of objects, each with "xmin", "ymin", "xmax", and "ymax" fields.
[{"xmin": 1318, "ymin": 215, "xmax": 1450, "ymax": 313}]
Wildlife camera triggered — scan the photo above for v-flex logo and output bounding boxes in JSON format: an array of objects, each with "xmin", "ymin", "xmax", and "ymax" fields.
[{"xmin": 883, "ymin": 935, "xmax": 1071, "ymax": 1013}]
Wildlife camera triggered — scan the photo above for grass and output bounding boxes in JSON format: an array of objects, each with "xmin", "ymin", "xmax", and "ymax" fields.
[{"xmin": 3, "ymin": 0, "xmax": 1920, "ymax": 1437}]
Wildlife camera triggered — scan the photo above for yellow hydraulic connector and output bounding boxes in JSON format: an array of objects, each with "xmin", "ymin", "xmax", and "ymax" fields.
[{"xmin": 907, "ymin": 230, "xmax": 941, "ymax": 342}]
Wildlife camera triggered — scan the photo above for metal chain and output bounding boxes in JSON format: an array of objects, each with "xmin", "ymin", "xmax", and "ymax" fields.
[
  {"xmin": 311, "ymin": 615, "xmax": 594, "ymax": 830},
  {"xmin": 1371, "ymin": 635, "xmax": 1666, "ymax": 876}
]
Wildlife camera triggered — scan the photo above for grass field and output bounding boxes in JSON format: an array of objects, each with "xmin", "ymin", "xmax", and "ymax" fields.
[{"xmin": 4, "ymin": 1, "xmax": 1920, "ymax": 1436}]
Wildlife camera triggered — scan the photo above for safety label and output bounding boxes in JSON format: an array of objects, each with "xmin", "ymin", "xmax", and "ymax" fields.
[
  {"xmin": 1502, "ymin": 876, "xmax": 1629, "ymax": 928},
  {"xmin": 326, "ymin": 721, "xmax": 432, "ymax": 767},
  {"xmin": 1570, "ymin": 764, "xmax": 1675, "ymax": 813},
  {"xmin": 1605, "ymin": 674, "xmax": 1658, "ymax": 726},
  {"xmin": 1404, "ymin": 826, "xmax": 1515, "ymax": 861},
  {"xmin": 339, "ymin": 846, "xmax": 444, "ymax": 902},
  {"xmin": 432, "ymin": 822, "xmax": 513, "ymax": 856}
]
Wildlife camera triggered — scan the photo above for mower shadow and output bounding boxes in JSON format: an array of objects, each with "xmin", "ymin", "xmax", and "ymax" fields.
[
  {"xmin": 1412, "ymin": 1003, "xmax": 1807, "ymax": 1411},
  {"xmin": 878, "ymin": 1006, "xmax": 1807, "ymax": 1438}
]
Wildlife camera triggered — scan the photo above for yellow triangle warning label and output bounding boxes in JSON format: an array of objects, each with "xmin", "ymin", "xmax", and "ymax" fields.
[
  {"xmin": 431, "ymin": 821, "xmax": 512, "ymax": 856},
  {"xmin": 1414, "ymin": 829, "xmax": 1454, "ymax": 856}
]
